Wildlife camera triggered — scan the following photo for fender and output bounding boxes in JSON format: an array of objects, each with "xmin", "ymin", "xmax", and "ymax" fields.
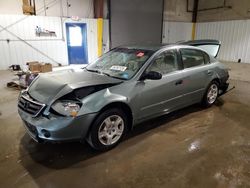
[{"xmin": 79, "ymin": 88, "xmax": 129, "ymax": 115}]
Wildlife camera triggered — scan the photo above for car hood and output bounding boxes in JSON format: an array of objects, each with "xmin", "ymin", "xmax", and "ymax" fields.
[{"xmin": 28, "ymin": 69, "xmax": 122, "ymax": 104}]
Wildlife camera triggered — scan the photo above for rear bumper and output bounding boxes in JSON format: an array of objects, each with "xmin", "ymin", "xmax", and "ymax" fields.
[{"xmin": 18, "ymin": 108, "xmax": 97, "ymax": 143}]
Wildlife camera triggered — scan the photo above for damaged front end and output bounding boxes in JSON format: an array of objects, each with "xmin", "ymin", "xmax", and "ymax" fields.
[
  {"xmin": 17, "ymin": 69, "xmax": 122, "ymax": 142},
  {"xmin": 49, "ymin": 83, "xmax": 120, "ymax": 118}
]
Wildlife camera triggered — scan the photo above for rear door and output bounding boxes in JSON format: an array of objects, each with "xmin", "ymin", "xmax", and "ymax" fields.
[
  {"xmin": 177, "ymin": 48, "xmax": 212, "ymax": 104},
  {"xmin": 180, "ymin": 39, "xmax": 221, "ymax": 58}
]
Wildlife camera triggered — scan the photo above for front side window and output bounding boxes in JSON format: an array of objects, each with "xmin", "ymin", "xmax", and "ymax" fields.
[
  {"xmin": 86, "ymin": 48, "xmax": 154, "ymax": 80},
  {"xmin": 147, "ymin": 49, "xmax": 178, "ymax": 75},
  {"xmin": 180, "ymin": 49, "xmax": 205, "ymax": 69}
]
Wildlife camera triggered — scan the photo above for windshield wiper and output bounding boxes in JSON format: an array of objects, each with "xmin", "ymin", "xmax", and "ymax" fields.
[
  {"xmin": 86, "ymin": 68, "xmax": 101, "ymax": 74},
  {"xmin": 101, "ymin": 72, "xmax": 111, "ymax": 77},
  {"xmin": 102, "ymin": 72, "xmax": 127, "ymax": 80},
  {"xmin": 86, "ymin": 68, "xmax": 126, "ymax": 80},
  {"xmin": 86, "ymin": 68, "xmax": 112, "ymax": 77}
]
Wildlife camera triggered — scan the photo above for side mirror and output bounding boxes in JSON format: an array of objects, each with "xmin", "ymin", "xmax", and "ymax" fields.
[{"xmin": 140, "ymin": 71, "xmax": 162, "ymax": 80}]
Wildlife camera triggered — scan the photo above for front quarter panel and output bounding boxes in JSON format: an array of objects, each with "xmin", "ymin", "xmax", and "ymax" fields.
[{"xmin": 78, "ymin": 87, "xmax": 129, "ymax": 115}]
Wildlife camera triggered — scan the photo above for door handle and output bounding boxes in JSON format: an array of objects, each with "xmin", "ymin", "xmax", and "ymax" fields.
[
  {"xmin": 175, "ymin": 80, "xmax": 183, "ymax": 85},
  {"xmin": 207, "ymin": 70, "xmax": 213, "ymax": 75}
]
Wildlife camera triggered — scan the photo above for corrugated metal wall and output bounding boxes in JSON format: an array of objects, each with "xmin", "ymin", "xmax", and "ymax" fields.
[
  {"xmin": 196, "ymin": 20, "xmax": 250, "ymax": 63},
  {"xmin": 162, "ymin": 21, "xmax": 192, "ymax": 43},
  {"xmin": 0, "ymin": 15, "xmax": 98, "ymax": 70}
]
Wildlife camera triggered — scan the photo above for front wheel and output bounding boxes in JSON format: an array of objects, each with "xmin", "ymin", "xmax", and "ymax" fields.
[
  {"xmin": 202, "ymin": 81, "xmax": 219, "ymax": 107},
  {"xmin": 87, "ymin": 108, "xmax": 128, "ymax": 151}
]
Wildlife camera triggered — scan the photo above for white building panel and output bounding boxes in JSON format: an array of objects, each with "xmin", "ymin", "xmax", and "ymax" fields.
[
  {"xmin": 0, "ymin": 15, "xmax": 98, "ymax": 70},
  {"xmin": 196, "ymin": 20, "xmax": 250, "ymax": 63}
]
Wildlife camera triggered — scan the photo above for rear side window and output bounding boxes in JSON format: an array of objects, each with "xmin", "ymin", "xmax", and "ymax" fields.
[{"xmin": 180, "ymin": 49, "xmax": 205, "ymax": 68}]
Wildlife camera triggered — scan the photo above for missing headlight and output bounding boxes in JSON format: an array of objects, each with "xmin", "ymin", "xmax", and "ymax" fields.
[{"xmin": 50, "ymin": 84, "xmax": 119, "ymax": 116}]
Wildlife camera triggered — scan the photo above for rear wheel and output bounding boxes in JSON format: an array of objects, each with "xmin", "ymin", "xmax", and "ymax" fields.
[
  {"xmin": 202, "ymin": 81, "xmax": 219, "ymax": 107},
  {"xmin": 87, "ymin": 108, "xmax": 128, "ymax": 151}
]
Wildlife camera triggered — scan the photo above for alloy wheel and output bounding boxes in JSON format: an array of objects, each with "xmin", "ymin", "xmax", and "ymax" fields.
[
  {"xmin": 207, "ymin": 83, "xmax": 218, "ymax": 104},
  {"xmin": 98, "ymin": 115, "xmax": 124, "ymax": 146}
]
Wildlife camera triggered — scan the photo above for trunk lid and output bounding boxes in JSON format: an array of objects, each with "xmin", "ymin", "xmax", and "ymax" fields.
[{"xmin": 180, "ymin": 39, "xmax": 221, "ymax": 58}]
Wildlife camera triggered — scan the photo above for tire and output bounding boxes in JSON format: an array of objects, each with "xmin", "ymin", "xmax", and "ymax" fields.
[
  {"xmin": 202, "ymin": 80, "xmax": 219, "ymax": 108},
  {"xmin": 87, "ymin": 108, "xmax": 128, "ymax": 151}
]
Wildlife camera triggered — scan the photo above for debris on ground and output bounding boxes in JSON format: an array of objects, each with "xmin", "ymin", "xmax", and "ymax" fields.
[{"xmin": 6, "ymin": 62, "xmax": 50, "ymax": 90}]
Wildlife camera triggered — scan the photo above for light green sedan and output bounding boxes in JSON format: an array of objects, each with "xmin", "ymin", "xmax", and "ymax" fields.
[{"xmin": 18, "ymin": 40, "xmax": 229, "ymax": 151}]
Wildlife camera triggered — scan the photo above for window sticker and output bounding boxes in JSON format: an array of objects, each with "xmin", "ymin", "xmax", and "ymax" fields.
[
  {"xmin": 136, "ymin": 52, "xmax": 144, "ymax": 57},
  {"xmin": 110, "ymin": 65, "xmax": 127, "ymax": 72}
]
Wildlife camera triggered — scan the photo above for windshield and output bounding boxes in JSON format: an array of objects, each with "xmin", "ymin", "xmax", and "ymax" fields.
[{"xmin": 86, "ymin": 48, "xmax": 154, "ymax": 80}]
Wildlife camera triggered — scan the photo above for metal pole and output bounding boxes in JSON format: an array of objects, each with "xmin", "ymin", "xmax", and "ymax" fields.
[
  {"xmin": 43, "ymin": 0, "xmax": 46, "ymax": 16},
  {"xmin": 192, "ymin": 0, "xmax": 199, "ymax": 22},
  {"xmin": 33, "ymin": 0, "xmax": 36, "ymax": 15},
  {"xmin": 191, "ymin": 0, "xmax": 199, "ymax": 40},
  {"xmin": 60, "ymin": 0, "xmax": 65, "ymax": 41}
]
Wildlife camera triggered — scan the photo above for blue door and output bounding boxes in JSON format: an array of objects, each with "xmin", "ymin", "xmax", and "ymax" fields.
[{"xmin": 66, "ymin": 23, "xmax": 88, "ymax": 64}]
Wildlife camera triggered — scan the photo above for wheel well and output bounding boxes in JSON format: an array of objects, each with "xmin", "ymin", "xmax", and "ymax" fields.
[
  {"xmin": 98, "ymin": 102, "xmax": 133, "ymax": 131},
  {"xmin": 212, "ymin": 78, "xmax": 221, "ymax": 86}
]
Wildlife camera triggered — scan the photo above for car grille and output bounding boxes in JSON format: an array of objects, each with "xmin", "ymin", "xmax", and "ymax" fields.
[{"xmin": 18, "ymin": 94, "xmax": 45, "ymax": 117}]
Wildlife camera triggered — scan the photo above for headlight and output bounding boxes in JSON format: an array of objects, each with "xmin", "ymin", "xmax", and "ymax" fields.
[{"xmin": 51, "ymin": 101, "xmax": 81, "ymax": 117}]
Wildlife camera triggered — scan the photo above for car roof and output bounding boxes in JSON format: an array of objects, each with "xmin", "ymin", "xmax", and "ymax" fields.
[
  {"xmin": 117, "ymin": 43, "xmax": 204, "ymax": 52},
  {"xmin": 117, "ymin": 44, "xmax": 171, "ymax": 52},
  {"xmin": 117, "ymin": 39, "xmax": 221, "ymax": 53}
]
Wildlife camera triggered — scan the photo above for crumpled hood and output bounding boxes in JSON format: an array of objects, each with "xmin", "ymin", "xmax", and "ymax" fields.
[{"xmin": 28, "ymin": 69, "xmax": 122, "ymax": 104}]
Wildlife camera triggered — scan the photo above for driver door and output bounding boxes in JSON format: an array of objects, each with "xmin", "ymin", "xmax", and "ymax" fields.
[{"xmin": 135, "ymin": 49, "xmax": 187, "ymax": 121}]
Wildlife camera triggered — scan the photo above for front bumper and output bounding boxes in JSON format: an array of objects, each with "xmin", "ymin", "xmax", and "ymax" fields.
[{"xmin": 18, "ymin": 108, "xmax": 97, "ymax": 142}]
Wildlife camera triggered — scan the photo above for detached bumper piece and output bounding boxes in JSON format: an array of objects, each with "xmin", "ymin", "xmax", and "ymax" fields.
[{"xmin": 219, "ymin": 83, "xmax": 235, "ymax": 96}]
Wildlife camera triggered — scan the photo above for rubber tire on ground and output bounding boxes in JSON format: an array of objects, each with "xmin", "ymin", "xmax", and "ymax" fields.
[
  {"xmin": 201, "ymin": 80, "xmax": 219, "ymax": 108},
  {"xmin": 87, "ymin": 108, "xmax": 128, "ymax": 151}
]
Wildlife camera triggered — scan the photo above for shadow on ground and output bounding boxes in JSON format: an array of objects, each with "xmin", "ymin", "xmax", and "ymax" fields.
[{"xmin": 19, "ymin": 100, "xmax": 224, "ymax": 171}]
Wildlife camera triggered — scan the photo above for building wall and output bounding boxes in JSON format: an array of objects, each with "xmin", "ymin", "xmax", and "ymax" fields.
[
  {"xmin": 2, "ymin": 0, "xmax": 250, "ymax": 66},
  {"xmin": 163, "ymin": 0, "xmax": 250, "ymax": 64},
  {"xmin": 164, "ymin": 0, "xmax": 250, "ymax": 22},
  {"xmin": 162, "ymin": 0, "xmax": 193, "ymax": 44},
  {"xmin": 163, "ymin": 18, "xmax": 250, "ymax": 64},
  {"xmin": 197, "ymin": 0, "xmax": 250, "ymax": 22},
  {"xmin": 0, "ymin": 15, "xmax": 98, "ymax": 70},
  {"xmin": 162, "ymin": 21, "xmax": 192, "ymax": 43},
  {"xmin": 0, "ymin": 0, "xmax": 94, "ymax": 18},
  {"xmin": 196, "ymin": 20, "xmax": 250, "ymax": 63},
  {"xmin": 163, "ymin": 0, "xmax": 192, "ymax": 22}
]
